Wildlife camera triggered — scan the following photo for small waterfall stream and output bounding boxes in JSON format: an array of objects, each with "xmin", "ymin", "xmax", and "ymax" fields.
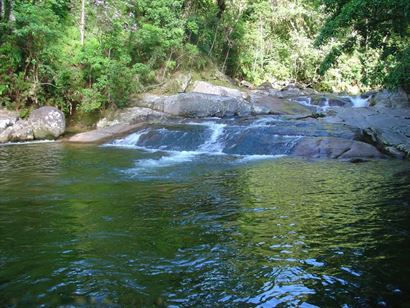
[
  {"xmin": 107, "ymin": 117, "xmax": 301, "ymax": 168},
  {"xmin": 294, "ymin": 94, "xmax": 370, "ymax": 111},
  {"xmin": 107, "ymin": 94, "xmax": 372, "ymax": 170}
]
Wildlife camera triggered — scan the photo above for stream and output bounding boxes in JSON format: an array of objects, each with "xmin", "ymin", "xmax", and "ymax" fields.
[{"xmin": 1, "ymin": 133, "xmax": 410, "ymax": 306}]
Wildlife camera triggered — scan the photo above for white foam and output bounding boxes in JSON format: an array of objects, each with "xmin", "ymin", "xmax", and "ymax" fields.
[
  {"xmin": 249, "ymin": 116, "xmax": 283, "ymax": 128},
  {"xmin": 135, "ymin": 151, "xmax": 200, "ymax": 169},
  {"xmin": 0, "ymin": 140, "xmax": 57, "ymax": 147},
  {"xmin": 348, "ymin": 96, "xmax": 369, "ymax": 108},
  {"xmin": 235, "ymin": 154, "xmax": 286, "ymax": 163},
  {"xmin": 295, "ymin": 97, "xmax": 312, "ymax": 107},
  {"xmin": 111, "ymin": 130, "xmax": 147, "ymax": 146},
  {"xmin": 198, "ymin": 123, "xmax": 226, "ymax": 153}
]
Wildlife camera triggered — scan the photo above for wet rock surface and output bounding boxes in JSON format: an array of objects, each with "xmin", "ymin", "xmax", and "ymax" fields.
[
  {"xmin": 68, "ymin": 124, "xmax": 143, "ymax": 144},
  {"xmin": 249, "ymin": 93, "xmax": 314, "ymax": 116},
  {"xmin": 100, "ymin": 115, "xmax": 383, "ymax": 160},
  {"xmin": 67, "ymin": 81, "xmax": 410, "ymax": 160},
  {"xmin": 325, "ymin": 107, "xmax": 410, "ymax": 158},
  {"xmin": 293, "ymin": 137, "xmax": 384, "ymax": 159}
]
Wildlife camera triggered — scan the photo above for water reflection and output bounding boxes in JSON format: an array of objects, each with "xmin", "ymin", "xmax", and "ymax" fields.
[{"xmin": 0, "ymin": 144, "xmax": 409, "ymax": 306}]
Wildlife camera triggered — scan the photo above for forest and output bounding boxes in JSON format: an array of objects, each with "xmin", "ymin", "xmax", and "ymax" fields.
[{"xmin": 0, "ymin": 0, "xmax": 409, "ymax": 116}]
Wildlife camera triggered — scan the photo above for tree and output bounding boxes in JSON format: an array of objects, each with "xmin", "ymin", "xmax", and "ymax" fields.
[
  {"xmin": 316, "ymin": 0, "xmax": 410, "ymax": 90},
  {"xmin": 80, "ymin": 0, "xmax": 85, "ymax": 45}
]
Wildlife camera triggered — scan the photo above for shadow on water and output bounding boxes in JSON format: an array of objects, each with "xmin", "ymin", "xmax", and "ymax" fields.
[{"xmin": 0, "ymin": 143, "xmax": 410, "ymax": 306}]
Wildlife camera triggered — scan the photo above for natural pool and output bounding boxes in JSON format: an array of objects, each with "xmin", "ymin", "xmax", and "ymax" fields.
[{"xmin": 0, "ymin": 142, "xmax": 409, "ymax": 306}]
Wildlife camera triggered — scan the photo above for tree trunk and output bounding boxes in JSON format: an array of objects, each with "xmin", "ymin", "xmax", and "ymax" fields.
[
  {"xmin": 222, "ymin": 47, "xmax": 230, "ymax": 73},
  {"xmin": 217, "ymin": 0, "xmax": 225, "ymax": 18},
  {"xmin": 208, "ymin": 23, "xmax": 219, "ymax": 56},
  {"xmin": 5, "ymin": 0, "xmax": 11, "ymax": 21},
  {"xmin": 80, "ymin": 0, "xmax": 85, "ymax": 45}
]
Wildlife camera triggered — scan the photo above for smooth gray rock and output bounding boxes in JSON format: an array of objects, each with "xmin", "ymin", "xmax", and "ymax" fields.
[
  {"xmin": 132, "ymin": 92, "xmax": 313, "ymax": 118},
  {"xmin": 0, "ymin": 110, "xmax": 18, "ymax": 133},
  {"xmin": 293, "ymin": 137, "xmax": 383, "ymax": 159},
  {"xmin": 28, "ymin": 106, "xmax": 65, "ymax": 139},
  {"xmin": 325, "ymin": 107, "xmax": 410, "ymax": 158},
  {"xmin": 137, "ymin": 93, "xmax": 252, "ymax": 118},
  {"xmin": 370, "ymin": 89, "xmax": 409, "ymax": 108},
  {"xmin": 97, "ymin": 107, "xmax": 168, "ymax": 129},
  {"xmin": 249, "ymin": 94, "xmax": 314, "ymax": 116},
  {"xmin": 0, "ymin": 121, "xmax": 34, "ymax": 143},
  {"xmin": 190, "ymin": 80, "xmax": 245, "ymax": 100},
  {"xmin": 68, "ymin": 124, "xmax": 143, "ymax": 143},
  {"xmin": 129, "ymin": 94, "xmax": 164, "ymax": 110}
]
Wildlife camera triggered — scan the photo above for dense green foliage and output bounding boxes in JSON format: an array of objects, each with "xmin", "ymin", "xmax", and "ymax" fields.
[
  {"xmin": 316, "ymin": 0, "xmax": 410, "ymax": 91},
  {"xmin": 0, "ymin": 0, "xmax": 408, "ymax": 114}
]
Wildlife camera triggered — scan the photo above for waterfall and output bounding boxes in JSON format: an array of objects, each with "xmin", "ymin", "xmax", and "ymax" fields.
[
  {"xmin": 348, "ymin": 96, "xmax": 370, "ymax": 108},
  {"xmin": 197, "ymin": 122, "xmax": 226, "ymax": 153},
  {"xmin": 105, "ymin": 117, "xmax": 304, "ymax": 168}
]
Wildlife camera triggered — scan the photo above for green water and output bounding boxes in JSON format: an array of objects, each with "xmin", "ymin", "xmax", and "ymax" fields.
[{"xmin": 0, "ymin": 143, "xmax": 410, "ymax": 307}]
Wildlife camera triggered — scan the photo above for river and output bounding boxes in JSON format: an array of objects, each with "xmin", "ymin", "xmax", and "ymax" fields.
[{"xmin": 1, "ymin": 125, "xmax": 410, "ymax": 306}]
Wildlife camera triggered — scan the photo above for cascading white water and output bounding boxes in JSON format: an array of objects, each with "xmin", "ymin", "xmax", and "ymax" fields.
[
  {"xmin": 134, "ymin": 151, "xmax": 199, "ymax": 169},
  {"xmin": 318, "ymin": 98, "xmax": 331, "ymax": 112},
  {"xmin": 295, "ymin": 95, "xmax": 370, "ymax": 109},
  {"xmin": 111, "ymin": 129, "xmax": 147, "ymax": 148},
  {"xmin": 197, "ymin": 122, "xmax": 226, "ymax": 153},
  {"xmin": 348, "ymin": 96, "xmax": 370, "ymax": 108},
  {"xmin": 105, "ymin": 119, "xmax": 292, "ymax": 169}
]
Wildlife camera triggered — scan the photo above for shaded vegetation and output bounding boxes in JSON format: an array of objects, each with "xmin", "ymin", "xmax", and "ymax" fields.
[{"xmin": 0, "ymin": 0, "xmax": 408, "ymax": 114}]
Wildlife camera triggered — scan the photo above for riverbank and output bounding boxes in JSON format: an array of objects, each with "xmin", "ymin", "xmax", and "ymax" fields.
[
  {"xmin": 70, "ymin": 80, "xmax": 410, "ymax": 160},
  {"xmin": 1, "ymin": 79, "xmax": 409, "ymax": 160}
]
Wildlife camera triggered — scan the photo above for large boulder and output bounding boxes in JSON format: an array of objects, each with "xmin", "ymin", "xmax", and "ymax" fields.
[
  {"xmin": 370, "ymin": 89, "xmax": 409, "ymax": 108},
  {"xmin": 132, "ymin": 92, "xmax": 314, "ymax": 118},
  {"xmin": 161, "ymin": 93, "xmax": 252, "ymax": 117},
  {"xmin": 0, "ymin": 121, "xmax": 34, "ymax": 143},
  {"xmin": 190, "ymin": 81, "xmax": 245, "ymax": 100},
  {"xmin": 0, "ymin": 110, "xmax": 18, "ymax": 133},
  {"xmin": 28, "ymin": 106, "xmax": 65, "ymax": 139},
  {"xmin": 292, "ymin": 137, "xmax": 384, "ymax": 159},
  {"xmin": 325, "ymin": 107, "xmax": 410, "ymax": 158},
  {"xmin": 131, "ymin": 93, "xmax": 252, "ymax": 118}
]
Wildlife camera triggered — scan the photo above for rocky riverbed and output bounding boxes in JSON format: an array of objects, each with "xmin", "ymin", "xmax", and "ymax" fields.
[
  {"xmin": 69, "ymin": 81, "xmax": 410, "ymax": 160},
  {"xmin": 1, "ymin": 81, "xmax": 409, "ymax": 160}
]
